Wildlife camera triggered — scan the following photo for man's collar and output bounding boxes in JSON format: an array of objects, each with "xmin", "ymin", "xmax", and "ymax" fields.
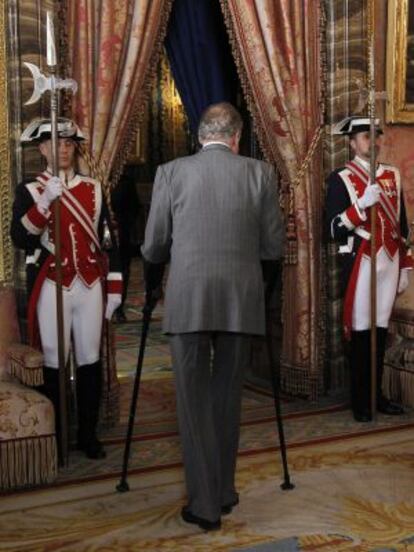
[{"xmin": 201, "ymin": 141, "xmax": 232, "ymax": 151}]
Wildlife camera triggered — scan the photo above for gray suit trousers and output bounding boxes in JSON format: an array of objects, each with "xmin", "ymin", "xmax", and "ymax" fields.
[{"xmin": 170, "ymin": 332, "xmax": 251, "ymax": 522}]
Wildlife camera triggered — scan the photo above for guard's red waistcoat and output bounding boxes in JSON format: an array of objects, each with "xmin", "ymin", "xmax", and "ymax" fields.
[
  {"xmin": 340, "ymin": 161, "xmax": 411, "ymax": 266},
  {"xmin": 22, "ymin": 171, "xmax": 109, "ymax": 290}
]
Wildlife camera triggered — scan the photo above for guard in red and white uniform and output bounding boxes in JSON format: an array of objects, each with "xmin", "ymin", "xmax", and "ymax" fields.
[
  {"xmin": 11, "ymin": 118, "xmax": 123, "ymax": 459},
  {"xmin": 326, "ymin": 116, "xmax": 413, "ymax": 422}
]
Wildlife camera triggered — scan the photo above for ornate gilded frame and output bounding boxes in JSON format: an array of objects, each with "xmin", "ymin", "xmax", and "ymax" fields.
[
  {"xmin": 127, "ymin": 110, "xmax": 148, "ymax": 165},
  {"xmin": 0, "ymin": 0, "xmax": 12, "ymax": 284},
  {"xmin": 386, "ymin": 0, "xmax": 414, "ymax": 123}
]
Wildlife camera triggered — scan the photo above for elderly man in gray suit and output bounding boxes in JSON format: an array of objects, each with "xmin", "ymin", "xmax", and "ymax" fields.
[{"xmin": 141, "ymin": 102, "xmax": 284, "ymax": 531}]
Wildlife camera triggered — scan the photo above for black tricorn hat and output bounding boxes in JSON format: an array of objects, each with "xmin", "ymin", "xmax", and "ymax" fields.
[
  {"xmin": 333, "ymin": 116, "xmax": 383, "ymax": 136},
  {"xmin": 20, "ymin": 117, "xmax": 85, "ymax": 143}
]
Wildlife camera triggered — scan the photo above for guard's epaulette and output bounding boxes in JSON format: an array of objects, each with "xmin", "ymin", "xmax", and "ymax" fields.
[
  {"xmin": 79, "ymin": 174, "xmax": 100, "ymax": 185},
  {"xmin": 15, "ymin": 179, "xmax": 42, "ymax": 194},
  {"xmin": 378, "ymin": 163, "xmax": 398, "ymax": 172},
  {"xmin": 20, "ymin": 177, "xmax": 38, "ymax": 186},
  {"xmin": 327, "ymin": 167, "xmax": 348, "ymax": 179}
]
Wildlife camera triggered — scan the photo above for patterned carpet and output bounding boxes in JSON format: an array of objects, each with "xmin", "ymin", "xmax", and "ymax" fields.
[
  {"xmin": 54, "ymin": 260, "xmax": 414, "ymax": 493},
  {"xmin": 47, "ymin": 370, "xmax": 411, "ymax": 491},
  {"xmin": 1, "ymin": 426, "xmax": 413, "ymax": 551}
]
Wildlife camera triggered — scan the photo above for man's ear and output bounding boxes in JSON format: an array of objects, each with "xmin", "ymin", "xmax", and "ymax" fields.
[
  {"xmin": 229, "ymin": 132, "xmax": 240, "ymax": 154},
  {"xmin": 233, "ymin": 131, "xmax": 241, "ymax": 148}
]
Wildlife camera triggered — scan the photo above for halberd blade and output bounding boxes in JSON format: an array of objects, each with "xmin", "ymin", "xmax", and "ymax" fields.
[{"xmin": 23, "ymin": 62, "xmax": 51, "ymax": 105}]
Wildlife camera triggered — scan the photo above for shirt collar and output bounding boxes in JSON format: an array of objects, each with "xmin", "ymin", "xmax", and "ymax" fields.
[
  {"xmin": 354, "ymin": 156, "xmax": 370, "ymax": 171},
  {"xmin": 46, "ymin": 167, "xmax": 76, "ymax": 183},
  {"xmin": 353, "ymin": 155, "xmax": 383, "ymax": 177},
  {"xmin": 202, "ymin": 141, "xmax": 232, "ymax": 151}
]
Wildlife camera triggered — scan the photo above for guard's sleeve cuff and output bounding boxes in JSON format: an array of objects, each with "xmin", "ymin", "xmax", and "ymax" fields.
[
  {"xmin": 21, "ymin": 204, "xmax": 50, "ymax": 235},
  {"xmin": 340, "ymin": 202, "xmax": 367, "ymax": 230},
  {"xmin": 107, "ymin": 272, "xmax": 123, "ymax": 294}
]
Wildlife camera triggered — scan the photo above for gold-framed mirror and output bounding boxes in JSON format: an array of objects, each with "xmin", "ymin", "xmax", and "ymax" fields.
[
  {"xmin": 386, "ymin": 0, "xmax": 414, "ymax": 123},
  {"xmin": 0, "ymin": 0, "xmax": 12, "ymax": 284}
]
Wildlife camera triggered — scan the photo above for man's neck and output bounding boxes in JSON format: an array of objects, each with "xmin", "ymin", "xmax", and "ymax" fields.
[
  {"xmin": 354, "ymin": 155, "xmax": 371, "ymax": 170},
  {"xmin": 46, "ymin": 167, "xmax": 75, "ymax": 181}
]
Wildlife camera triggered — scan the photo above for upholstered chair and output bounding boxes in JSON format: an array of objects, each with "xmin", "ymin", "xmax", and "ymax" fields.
[
  {"xmin": 0, "ymin": 286, "xmax": 57, "ymax": 491},
  {"xmin": 384, "ymin": 282, "xmax": 414, "ymax": 408}
]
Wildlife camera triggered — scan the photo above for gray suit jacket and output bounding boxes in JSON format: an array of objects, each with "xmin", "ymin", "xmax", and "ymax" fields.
[{"xmin": 141, "ymin": 143, "xmax": 284, "ymax": 335}]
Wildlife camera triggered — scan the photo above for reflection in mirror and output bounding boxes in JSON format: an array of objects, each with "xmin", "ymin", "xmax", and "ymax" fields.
[
  {"xmin": 386, "ymin": 0, "xmax": 414, "ymax": 122},
  {"xmin": 406, "ymin": 0, "xmax": 414, "ymax": 102}
]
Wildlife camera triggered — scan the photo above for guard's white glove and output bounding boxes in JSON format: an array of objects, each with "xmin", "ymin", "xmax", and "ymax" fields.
[
  {"xmin": 397, "ymin": 269, "xmax": 410, "ymax": 294},
  {"xmin": 37, "ymin": 176, "xmax": 63, "ymax": 213},
  {"xmin": 105, "ymin": 293, "xmax": 122, "ymax": 320},
  {"xmin": 357, "ymin": 184, "xmax": 381, "ymax": 210}
]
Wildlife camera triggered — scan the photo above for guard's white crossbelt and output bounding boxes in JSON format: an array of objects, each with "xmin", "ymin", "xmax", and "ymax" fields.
[{"xmin": 37, "ymin": 277, "xmax": 103, "ymax": 367}]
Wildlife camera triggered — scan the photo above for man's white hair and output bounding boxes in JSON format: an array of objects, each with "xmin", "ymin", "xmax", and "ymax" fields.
[{"xmin": 198, "ymin": 102, "xmax": 243, "ymax": 143}]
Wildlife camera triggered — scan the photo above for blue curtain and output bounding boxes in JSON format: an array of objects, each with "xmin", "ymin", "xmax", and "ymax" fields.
[{"xmin": 165, "ymin": 0, "xmax": 238, "ymax": 136}]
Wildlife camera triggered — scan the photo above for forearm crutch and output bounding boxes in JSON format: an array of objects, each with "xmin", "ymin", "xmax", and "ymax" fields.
[
  {"xmin": 266, "ymin": 321, "xmax": 294, "ymax": 490},
  {"xmin": 116, "ymin": 305, "xmax": 152, "ymax": 492}
]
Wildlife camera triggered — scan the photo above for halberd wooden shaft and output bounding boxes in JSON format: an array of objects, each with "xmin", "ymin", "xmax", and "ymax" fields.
[
  {"xmin": 368, "ymin": 1, "xmax": 377, "ymax": 420},
  {"xmin": 50, "ymin": 59, "xmax": 69, "ymax": 467}
]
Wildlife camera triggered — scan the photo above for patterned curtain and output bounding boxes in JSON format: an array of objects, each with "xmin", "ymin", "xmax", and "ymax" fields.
[
  {"xmin": 66, "ymin": 1, "xmax": 173, "ymax": 186},
  {"xmin": 221, "ymin": 1, "xmax": 325, "ymax": 398},
  {"xmin": 64, "ymin": 0, "xmax": 173, "ymax": 426}
]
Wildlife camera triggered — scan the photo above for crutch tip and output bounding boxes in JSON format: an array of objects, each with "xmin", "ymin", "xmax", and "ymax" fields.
[
  {"xmin": 280, "ymin": 480, "xmax": 295, "ymax": 491},
  {"xmin": 116, "ymin": 481, "xmax": 130, "ymax": 493}
]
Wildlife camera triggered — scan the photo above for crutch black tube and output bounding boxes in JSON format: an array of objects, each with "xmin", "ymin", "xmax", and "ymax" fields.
[
  {"xmin": 116, "ymin": 259, "xmax": 165, "ymax": 492},
  {"xmin": 262, "ymin": 259, "xmax": 294, "ymax": 490},
  {"xmin": 116, "ymin": 305, "xmax": 152, "ymax": 493},
  {"xmin": 266, "ymin": 325, "xmax": 294, "ymax": 490}
]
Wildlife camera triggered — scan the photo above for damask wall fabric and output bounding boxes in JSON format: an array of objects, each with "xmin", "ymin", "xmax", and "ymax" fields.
[
  {"xmin": 221, "ymin": 0, "xmax": 325, "ymax": 397},
  {"xmin": 323, "ymin": 0, "xmax": 368, "ymax": 393}
]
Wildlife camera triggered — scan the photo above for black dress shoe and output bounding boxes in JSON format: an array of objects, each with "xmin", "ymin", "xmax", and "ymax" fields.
[
  {"xmin": 353, "ymin": 412, "xmax": 372, "ymax": 423},
  {"xmin": 77, "ymin": 438, "xmax": 107, "ymax": 459},
  {"xmin": 221, "ymin": 496, "xmax": 239, "ymax": 515},
  {"xmin": 181, "ymin": 506, "xmax": 221, "ymax": 531},
  {"xmin": 377, "ymin": 398, "xmax": 404, "ymax": 415}
]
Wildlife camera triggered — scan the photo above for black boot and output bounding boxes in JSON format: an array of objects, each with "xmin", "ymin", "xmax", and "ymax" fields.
[
  {"xmin": 76, "ymin": 361, "xmax": 106, "ymax": 459},
  {"xmin": 376, "ymin": 328, "xmax": 404, "ymax": 415},
  {"xmin": 115, "ymin": 306, "xmax": 127, "ymax": 323},
  {"xmin": 349, "ymin": 331, "xmax": 372, "ymax": 422}
]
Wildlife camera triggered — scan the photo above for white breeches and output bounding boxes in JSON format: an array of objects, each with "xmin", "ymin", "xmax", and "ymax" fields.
[
  {"xmin": 352, "ymin": 248, "xmax": 399, "ymax": 330},
  {"xmin": 37, "ymin": 277, "xmax": 103, "ymax": 368}
]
